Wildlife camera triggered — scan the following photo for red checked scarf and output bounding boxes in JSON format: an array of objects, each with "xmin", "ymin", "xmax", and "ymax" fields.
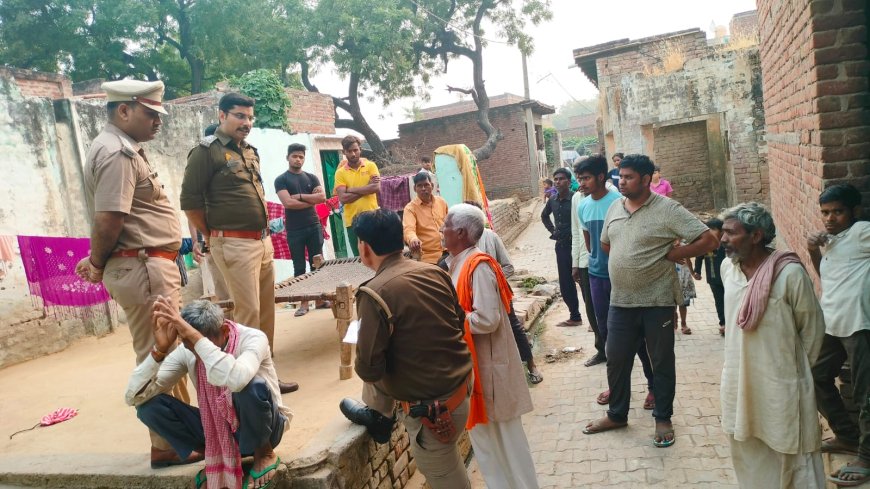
[
  {"xmin": 197, "ymin": 320, "xmax": 243, "ymax": 489},
  {"xmin": 736, "ymin": 250, "xmax": 804, "ymax": 331}
]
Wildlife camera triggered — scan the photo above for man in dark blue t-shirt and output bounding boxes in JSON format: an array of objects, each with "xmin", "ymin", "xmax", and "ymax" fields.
[{"xmin": 275, "ymin": 143, "xmax": 327, "ymax": 316}]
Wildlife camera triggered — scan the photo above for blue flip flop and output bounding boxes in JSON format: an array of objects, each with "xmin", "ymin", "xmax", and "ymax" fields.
[
  {"xmin": 243, "ymin": 457, "xmax": 282, "ymax": 489},
  {"xmin": 195, "ymin": 469, "xmax": 206, "ymax": 489},
  {"xmin": 653, "ymin": 429, "xmax": 676, "ymax": 448}
]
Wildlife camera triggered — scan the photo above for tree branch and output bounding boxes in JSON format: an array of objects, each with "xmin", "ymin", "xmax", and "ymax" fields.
[{"xmin": 299, "ymin": 59, "xmax": 319, "ymax": 92}]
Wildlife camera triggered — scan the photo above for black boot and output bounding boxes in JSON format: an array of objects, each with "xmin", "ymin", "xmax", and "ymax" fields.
[{"xmin": 339, "ymin": 398, "xmax": 394, "ymax": 444}]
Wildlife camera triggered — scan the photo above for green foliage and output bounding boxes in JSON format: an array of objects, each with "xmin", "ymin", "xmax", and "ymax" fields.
[
  {"xmin": 520, "ymin": 276, "xmax": 547, "ymax": 290},
  {"xmin": 562, "ymin": 135, "xmax": 599, "ymax": 155},
  {"xmin": 227, "ymin": 69, "xmax": 291, "ymax": 130},
  {"xmin": 543, "ymin": 127, "xmax": 558, "ymax": 167}
]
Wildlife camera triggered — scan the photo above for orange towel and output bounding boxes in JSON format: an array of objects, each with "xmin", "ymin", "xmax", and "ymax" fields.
[{"xmin": 455, "ymin": 251, "xmax": 513, "ymax": 430}]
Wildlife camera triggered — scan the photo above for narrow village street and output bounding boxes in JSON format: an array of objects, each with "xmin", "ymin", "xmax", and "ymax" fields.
[{"xmin": 503, "ymin": 202, "xmax": 739, "ymax": 488}]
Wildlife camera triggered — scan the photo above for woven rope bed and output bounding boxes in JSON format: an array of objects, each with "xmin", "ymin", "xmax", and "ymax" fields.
[{"xmin": 273, "ymin": 257, "xmax": 374, "ymax": 302}]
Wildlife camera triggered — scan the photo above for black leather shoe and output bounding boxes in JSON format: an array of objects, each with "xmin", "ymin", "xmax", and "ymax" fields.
[
  {"xmin": 279, "ymin": 381, "xmax": 299, "ymax": 394},
  {"xmin": 339, "ymin": 398, "xmax": 394, "ymax": 444},
  {"xmin": 584, "ymin": 353, "xmax": 606, "ymax": 367}
]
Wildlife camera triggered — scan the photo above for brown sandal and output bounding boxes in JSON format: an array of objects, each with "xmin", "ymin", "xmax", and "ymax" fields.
[
  {"xmin": 643, "ymin": 391, "xmax": 655, "ymax": 410},
  {"xmin": 596, "ymin": 389, "xmax": 610, "ymax": 405},
  {"xmin": 681, "ymin": 326, "xmax": 692, "ymax": 335},
  {"xmin": 582, "ymin": 416, "xmax": 627, "ymax": 435}
]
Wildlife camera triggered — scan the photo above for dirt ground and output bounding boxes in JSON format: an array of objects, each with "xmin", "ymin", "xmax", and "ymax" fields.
[{"xmin": 0, "ymin": 302, "xmax": 362, "ymax": 478}]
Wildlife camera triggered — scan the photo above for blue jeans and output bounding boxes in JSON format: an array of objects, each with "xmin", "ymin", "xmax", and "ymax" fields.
[{"xmin": 137, "ymin": 376, "xmax": 286, "ymax": 459}]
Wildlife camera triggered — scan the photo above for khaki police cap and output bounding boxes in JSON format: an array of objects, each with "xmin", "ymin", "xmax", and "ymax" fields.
[{"xmin": 101, "ymin": 79, "xmax": 168, "ymax": 114}]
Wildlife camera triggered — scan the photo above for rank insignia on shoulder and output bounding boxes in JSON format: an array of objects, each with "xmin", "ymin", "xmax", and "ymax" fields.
[
  {"xmin": 199, "ymin": 135, "xmax": 217, "ymax": 147},
  {"xmin": 119, "ymin": 139, "xmax": 136, "ymax": 158}
]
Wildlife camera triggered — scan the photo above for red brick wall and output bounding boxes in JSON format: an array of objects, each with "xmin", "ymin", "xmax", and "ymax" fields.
[
  {"xmin": 0, "ymin": 67, "xmax": 72, "ymax": 99},
  {"xmin": 285, "ymin": 88, "xmax": 335, "ymax": 134},
  {"xmin": 394, "ymin": 105, "xmax": 535, "ymax": 199},
  {"xmin": 418, "ymin": 93, "xmax": 526, "ymax": 120},
  {"xmin": 756, "ymin": 0, "xmax": 869, "ymax": 269},
  {"xmin": 653, "ymin": 121, "xmax": 715, "ymax": 212}
]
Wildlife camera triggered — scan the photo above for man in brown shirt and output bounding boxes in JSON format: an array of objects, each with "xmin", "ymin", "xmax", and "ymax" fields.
[
  {"xmin": 339, "ymin": 209, "xmax": 473, "ymax": 489},
  {"xmin": 180, "ymin": 92, "xmax": 296, "ymax": 394},
  {"xmin": 75, "ymin": 79, "xmax": 199, "ymax": 468}
]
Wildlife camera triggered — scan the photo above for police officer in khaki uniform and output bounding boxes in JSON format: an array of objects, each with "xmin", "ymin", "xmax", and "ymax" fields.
[
  {"xmin": 75, "ymin": 79, "xmax": 201, "ymax": 468},
  {"xmin": 180, "ymin": 92, "xmax": 297, "ymax": 394}
]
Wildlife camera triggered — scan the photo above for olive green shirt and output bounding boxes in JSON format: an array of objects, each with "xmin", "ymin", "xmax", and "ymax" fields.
[
  {"xmin": 601, "ymin": 192, "xmax": 708, "ymax": 308},
  {"xmin": 180, "ymin": 128, "xmax": 268, "ymax": 231},
  {"xmin": 355, "ymin": 253, "xmax": 473, "ymax": 402}
]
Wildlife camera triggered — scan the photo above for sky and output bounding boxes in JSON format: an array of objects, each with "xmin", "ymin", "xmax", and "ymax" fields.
[{"xmin": 307, "ymin": 0, "xmax": 759, "ymax": 139}]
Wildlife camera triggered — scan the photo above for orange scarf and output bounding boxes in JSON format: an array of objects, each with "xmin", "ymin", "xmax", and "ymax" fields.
[{"xmin": 455, "ymin": 251, "xmax": 513, "ymax": 430}]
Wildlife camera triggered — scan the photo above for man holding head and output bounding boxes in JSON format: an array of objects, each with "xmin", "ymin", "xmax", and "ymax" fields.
[
  {"xmin": 403, "ymin": 172, "xmax": 449, "ymax": 264},
  {"xmin": 338, "ymin": 209, "xmax": 474, "ymax": 489},
  {"xmin": 443, "ymin": 204, "xmax": 538, "ymax": 489},
  {"xmin": 181, "ymin": 92, "xmax": 297, "ymax": 394},
  {"xmin": 583, "ymin": 154, "xmax": 719, "ymax": 448},
  {"xmin": 334, "ymin": 135, "xmax": 380, "ymax": 256},
  {"xmin": 274, "ymin": 143, "xmax": 327, "ymax": 316},
  {"xmin": 127, "ymin": 298, "xmax": 290, "ymax": 489},
  {"xmin": 76, "ymin": 79, "xmax": 199, "ymax": 468}
]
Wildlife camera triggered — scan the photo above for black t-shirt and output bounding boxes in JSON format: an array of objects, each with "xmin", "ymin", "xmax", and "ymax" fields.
[{"xmin": 274, "ymin": 170, "xmax": 322, "ymax": 230}]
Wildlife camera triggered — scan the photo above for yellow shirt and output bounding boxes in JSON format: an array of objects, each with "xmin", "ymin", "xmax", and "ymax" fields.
[
  {"xmin": 334, "ymin": 158, "xmax": 380, "ymax": 228},
  {"xmin": 402, "ymin": 196, "xmax": 448, "ymax": 264}
]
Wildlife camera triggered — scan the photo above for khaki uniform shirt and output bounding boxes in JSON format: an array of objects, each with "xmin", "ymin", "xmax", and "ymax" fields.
[
  {"xmin": 180, "ymin": 128, "xmax": 268, "ymax": 231},
  {"xmin": 83, "ymin": 123, "xmax": 181, "ymax": 251},
  {"xmin": 601, "ymin": 192, "xmax": 708, "ymax": 307},
  {"xmin": 355, "ymin": 253, "xmax": 472, "ymax": 402}
]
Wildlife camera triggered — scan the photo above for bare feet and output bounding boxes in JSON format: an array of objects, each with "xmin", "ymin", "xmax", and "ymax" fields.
[
  {"xmin": 582, "ymin": 416, "xmax": 627, "ymax": 434},
  {"xmin": 829, "ymin": 458, "xmax": 870, "ymax": 485},
  {"xmin": 247, "ymin": 446, "xmax": 280, "ymax": 488},
  {"xmin": 653, "ymin": 420, "xmax": 675, "ymax": 447},
  {"xmin": 822, "ymin": 436, "xmax": 859, "ymax": 455}
]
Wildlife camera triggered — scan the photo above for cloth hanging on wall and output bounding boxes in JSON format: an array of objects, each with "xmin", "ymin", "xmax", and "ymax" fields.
[
  {"xmin": 377, "ymin": 175, "xmax": 412, "ymax": 211},
  {"xmin": 16, "ymin": 236, "xmax": 111, "ymax": 317},
  {"xmin": 266, "ymin": 202, "xmax": 291, "ymax": 260}
]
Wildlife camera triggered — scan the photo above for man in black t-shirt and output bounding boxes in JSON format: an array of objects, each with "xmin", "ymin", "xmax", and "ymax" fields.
[{"xmin": 275, "ymin": 143, "xmax": 327, "ymax": 316}]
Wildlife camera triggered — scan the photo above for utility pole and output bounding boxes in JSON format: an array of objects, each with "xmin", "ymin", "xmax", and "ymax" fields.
[{"xmin": 522, "ymin": 51, "xmax": 541, "ymax": 195}]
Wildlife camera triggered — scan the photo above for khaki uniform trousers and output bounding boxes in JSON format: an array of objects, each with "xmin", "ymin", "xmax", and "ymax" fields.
[
  {"xmin": 362, "ymin": 383, "xmax": 471, "ymax": 489},
  {"xmin": 102, "ymin": 255, "xmax": 190, "ymax": 450},
  {"xmin": 210, "ymin": 236, "xmax": 276, "ymax": 351}
]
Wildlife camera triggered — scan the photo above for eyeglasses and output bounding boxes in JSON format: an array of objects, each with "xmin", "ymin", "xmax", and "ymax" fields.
[{"xmin": 228, "ymin": 112, "xmax": 256, "ymax": 122}]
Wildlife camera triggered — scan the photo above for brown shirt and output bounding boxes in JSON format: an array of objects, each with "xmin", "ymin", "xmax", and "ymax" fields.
[
  {"xmin": 179, "ymin": 128, "xmax": 268, "ymax": 231},
  {"xmin": 83, "ymin": 123, "xmax": 181, "ymax": 251},
  {"xmin": 355, "ymin": 253, "xmax": 472, "ymax": 401}
]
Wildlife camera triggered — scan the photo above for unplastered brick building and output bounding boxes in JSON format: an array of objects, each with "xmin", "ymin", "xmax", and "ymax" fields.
[
  {"xmin": 388, "ymin": 94, "xmax": 555, "ymax": 200},
  {"xmin": 573, "ymin": 20, "xmax": 769, "ymax": 214},
  {"xmin": 755, "ymin": 0, "xmax": 869, "ymax": 272}
]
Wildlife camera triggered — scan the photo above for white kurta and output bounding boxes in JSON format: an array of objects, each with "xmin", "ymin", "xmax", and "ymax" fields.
[{"xmin": 720, "ymin": 260, "xmax": 826, "ymax": 488}]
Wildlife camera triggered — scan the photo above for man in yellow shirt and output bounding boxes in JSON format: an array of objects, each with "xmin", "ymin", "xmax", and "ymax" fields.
[
  {"xmin": 403, "ymin": 172, "xmax": 449, "ymax": 264},
  {"xmin": 334, "ymin": 135, "xmax": 380, "ymax": 256}
]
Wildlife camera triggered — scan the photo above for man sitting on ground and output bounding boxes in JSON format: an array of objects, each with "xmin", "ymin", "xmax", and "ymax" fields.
[
  {"xmin": 339, "ymin": 209, "xmax": 474, "ymax": 489},
  {"xmin": 126, "ymin": 298, "xmax": 290, "ymax": 489}
]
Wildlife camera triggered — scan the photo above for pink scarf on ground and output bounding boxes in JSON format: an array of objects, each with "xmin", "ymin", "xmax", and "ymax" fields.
[
  {"xmin": 736, "ymin": 250, "xmax": 804, "ymax": 331},
  {"xmin": 197, "ymin": 320, "xmax": 243, "ymax": 489}
]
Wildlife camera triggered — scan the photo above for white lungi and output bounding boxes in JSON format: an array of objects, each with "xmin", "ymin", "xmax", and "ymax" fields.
[{"xmin": 470, "ymin": 417, "xmax": 539, "ymax": 489}]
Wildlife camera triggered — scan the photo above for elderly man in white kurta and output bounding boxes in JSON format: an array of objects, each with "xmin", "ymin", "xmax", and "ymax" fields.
[
  {"xmin": 442, "ymin": 204, "xmax": 539, "ymax": 489},
  {"xmin": 719, "ymin": 203, "xmax": 826, "ymax": 489}
]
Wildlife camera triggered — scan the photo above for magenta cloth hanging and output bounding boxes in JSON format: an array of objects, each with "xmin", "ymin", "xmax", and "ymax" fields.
[{"xmin": 16, "ymin": 236, "xmax": 111, "ymax": 309}]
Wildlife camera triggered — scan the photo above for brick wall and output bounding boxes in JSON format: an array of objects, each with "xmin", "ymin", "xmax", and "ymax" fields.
[
  {"xmin": 395, "ymin": 105, "xmax": 537, "ymax": 199},
  {"xmin": 730, "ymin": 10, "xmax": 759, "ymax": 37},
  {"xmin": 0, "ymin": 67, "xmax": 72, "ymax": 99},
  {"xmin": 756, "ymin": 0, "xmax": 869, "ymax": 269},
  {"xmin": 285, "ymin": 88, "xmax": 335, "ymax": 134},
  {"xmin": 418, "ymin": 93, "xmax": 526, "ymax": 120},
  {"xmin": 169, "ymin": 88, "xmax": 336, "ymax": 135},
  {"xmin": 653, "ymin": 121, "xmax": 715, "ymax": 212},
  {"xmin": 596, "ymin": 30, "xmax": 710, "ymax": 83}
]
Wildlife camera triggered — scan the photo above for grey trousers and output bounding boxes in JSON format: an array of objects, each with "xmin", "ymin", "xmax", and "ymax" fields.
[
  {"xmin": 362, "ymin": 383, "xmax": 472, "ymax": 489},
  {"xmin": 136, "ymin": 376, "xmax": 286, "ymax": 460}
]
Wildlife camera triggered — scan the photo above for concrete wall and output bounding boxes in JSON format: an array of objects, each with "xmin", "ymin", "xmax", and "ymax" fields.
[
  {"xmin": 756, "ymin": 0, "xmax": 869, "ymax": 274},
  {"xmin": 598, "ymin": 47, "xmax": 769, "ymax": 211},
  {"xmin": 393, "ymin": 104, "xmax": 540, "ymax": 200},
  {"xmin": 0, "ymin": 74, "xmax": 339, "ymax": 367}
]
